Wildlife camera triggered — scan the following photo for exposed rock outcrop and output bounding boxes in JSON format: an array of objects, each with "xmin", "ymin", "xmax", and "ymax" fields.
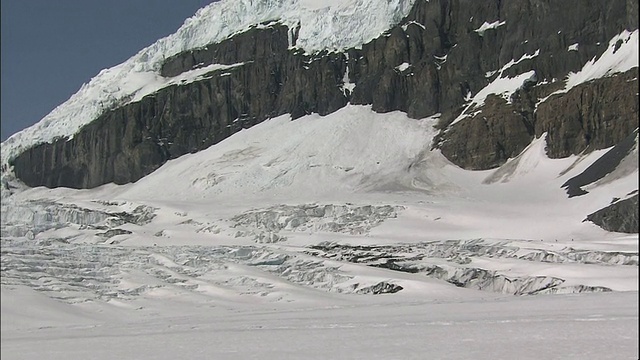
[
  {"xmin": 438, "ymin": 94, "xmax": 536, "ymax": 170},
  {"xmin": 536, "ymin": 70, "xmax": 639, "ymax": 159},
  {"xmin": 562, "ymin": 129, "xmax": 638, "ymax": 197},
  {"xmin": 160, "ymin": 22, "xmax": 295, "ymax": 77},
  {"xmin": 430, "ymin": 0, "xmax": 639, "ymax": 169},
  {"xmin": 355, "ymin": 282, "xmax": 403, "ymax": 295},
  {"xmin": 586, "ymin": 194, "xmax": 639, "ymax": 233}
]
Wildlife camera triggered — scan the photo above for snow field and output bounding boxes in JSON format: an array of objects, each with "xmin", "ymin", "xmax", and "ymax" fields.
[{"xmin": 1, "ymin": 104, "xmax": 638, "ymax": 359}]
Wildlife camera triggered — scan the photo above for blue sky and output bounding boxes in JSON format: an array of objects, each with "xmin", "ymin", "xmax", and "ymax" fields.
[{"xmin": 1, "ymin": 0, "xmax": 214, "ymax": 141}]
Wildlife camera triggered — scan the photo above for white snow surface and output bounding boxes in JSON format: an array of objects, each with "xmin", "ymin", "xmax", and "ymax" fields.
[
  {"xmin": 2, "ymin": 105, "xmax": 638, "ymax": 359},
  {"xmin": 474, "ymin": 20, "xmax": 506, "ymax": 36},
  {"xmin": 396, "ymin": 62, "xmax": 411, "ymax": 72},
  {"xmin": 1, "ymin": 0, "xmax": 415, "ymax": 166},
  {"xmin": 2, "ymin": 287, "xmax": 637, "ymax": 360},
  {"xmin": 565, "ymin": 29, "xmax": 638, "ymax": 90},
  {"xmin": 3, "ymin": 105, "xmax": 637, "ymax": 244}
]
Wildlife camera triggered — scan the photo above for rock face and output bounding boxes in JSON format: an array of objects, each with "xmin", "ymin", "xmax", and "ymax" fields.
[
  {"xmin": 562, "ymin": 129, "xmax": 638, "ymax": 197},
  {"xmin": 586, "ymin": 194, "xmax": 639, "ymax": 233},
  {"xmin": 9, "ymin": 0, "xmax": 639, "ymax": 187},
  {"xmin": 535, "ymin": 70, "xmax": 639, "ymax": 159},
  {"xmin": 438, "ymin": 94, "xmax": 537, "ymax": 170},
  {"xmin": 12, "ymin": 23, "xmax": 348, "ymax": 188}
]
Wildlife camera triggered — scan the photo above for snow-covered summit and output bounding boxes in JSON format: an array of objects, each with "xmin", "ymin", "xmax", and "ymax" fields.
[{"xmin": 1, "ymin": 0, "xmax": 415, "ymax": 166}]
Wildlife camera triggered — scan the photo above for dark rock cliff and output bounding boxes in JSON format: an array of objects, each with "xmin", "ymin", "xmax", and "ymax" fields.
[
  {"xmin": 439, "ymin": 70, "xmax": 638, "ymax": 170},
  {"xmin": 12, "ymin": 24, "xmax": 348, "ymax": 188},
  {"xmin": 428, "ymin": 0, "xmax": 638, "ymax": 169},
  {"xmin": 561, "ymin": 129, "xmax": 638, "ymax": 198},
  {"xmin": 10, "ymin": 0, "xmax": 639, "ymax": 189},
  {"xmin": 586, "ymin": 194, "xmax": 639, "ymax": 233}
]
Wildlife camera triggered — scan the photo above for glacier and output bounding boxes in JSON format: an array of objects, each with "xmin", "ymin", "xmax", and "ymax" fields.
[{"xmin": 1, "ymin": 1, "xmax": 638, "ymax": 359}]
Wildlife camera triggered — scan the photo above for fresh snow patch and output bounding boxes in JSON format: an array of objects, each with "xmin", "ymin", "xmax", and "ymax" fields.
[
  {"xmin": 128, "ymin": 62, "xmax": 246, "ymax": 103},
  {"xmin": 342, "ymin": 81, "xmax": 356, "ymax": 94},
  {"xmin": 1, "ymin": 0, "xmax": 416, "ymax": 166},
  {"xmin": 341, "ymin": 56, "xmax": 356, "ymax": 94},
  {"xmin": 474, "ymin": 20, "xmax": 506, "ymax": 36},
  {"xmin": 485, "ymin": 70, "xmax": 498, "ymax": 78},
  {"xmin": 401, "ymin": 20, "xmax": 425, "ymax": 30},
  {"xmin": 500, "ymin": 49, "xmax": 540, "ymax": 72},
  {"xmin": 482, "ymin": 135, "xmax": 550, "ymax": 184},
  {"xmin": 433, "ymin": 54, "xmax": 448, "ymax": 70},
  {"xmin": 565, "ymin": 30, "xmax": 638, "ymax": 90},
  {"xmin": 396, "ymin": 62, "xmax": 411, "ymax": 72}
]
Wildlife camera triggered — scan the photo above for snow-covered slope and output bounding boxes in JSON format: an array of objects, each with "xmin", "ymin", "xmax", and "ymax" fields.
[
  {"xmin": 0, "ymin": 0, "xmax": 414, "ymax": 166},
  {"xmin": 2, "ymin": 286, "xmax": 636, "ymax": 360},
  {"xmin": 3, "ymin": 104, "xmax": 637, "ymax": 260},
  {"xmin": 2, "ymin": 106, "xmax": 637, "ymax": 360},
  {"xmin": 1, "ymin": 1, "xmax": 638, "ymax": 358}
]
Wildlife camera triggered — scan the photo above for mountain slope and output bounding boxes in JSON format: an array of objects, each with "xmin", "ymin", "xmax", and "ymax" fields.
[
  {"xmin": 2, "ymin": 0, "xmax": 638, "ymax": 191},
  {"xmin": 1, "ymin": 105, "xmax": 638, "ymax": 353},
  {"xmin": 0, "ymin": 0, "xmax": 415, "ymax": 166},
  {"xmin": 1, "ymin": 2, "xmax": 638, "ymax": 358}
]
